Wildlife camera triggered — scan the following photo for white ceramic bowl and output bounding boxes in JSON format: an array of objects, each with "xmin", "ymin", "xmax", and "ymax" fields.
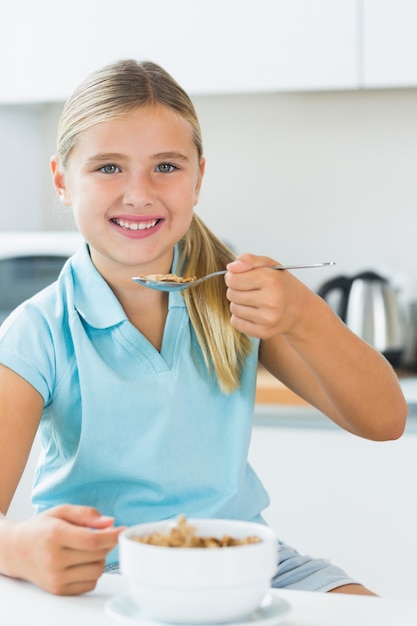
[{"xmin": 119, "ymin": 518, "xmax": 278, "ymax": 624}]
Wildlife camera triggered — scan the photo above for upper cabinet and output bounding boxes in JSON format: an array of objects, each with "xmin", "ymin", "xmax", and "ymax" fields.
[
  {"xmin": 1, "ymin": 1, "xmax": 416, "ymax": 104},
  {"xmin": 361, "ymin": 0, "xmax": 417, "ymax": 88},
  {"xmin": 0, "ymin": 0, "xmax": 357, "ymax": 103}
]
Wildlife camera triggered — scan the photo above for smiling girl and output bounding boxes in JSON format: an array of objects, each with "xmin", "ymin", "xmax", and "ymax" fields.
[{"xmin": 0, "ymin": 60, "xmax": 407, "ymax": 596}]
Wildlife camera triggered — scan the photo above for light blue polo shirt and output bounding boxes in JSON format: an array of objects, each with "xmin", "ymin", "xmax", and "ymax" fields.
[
  {"xmin": 0, "ymin": 244, "xmax": 361, "ymax": 590},
  {"xmin": 0, "ymin": 243, "xmax": 268, "ymax": 563}
]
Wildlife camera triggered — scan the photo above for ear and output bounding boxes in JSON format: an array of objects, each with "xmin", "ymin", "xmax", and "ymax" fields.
[
  {"xmin": 193, "ymin": 156, "xmax": 206, "ymax": 206},
  {"xmin": 50, "ymin": 156, "xmax": 72, "ymax": 206}
]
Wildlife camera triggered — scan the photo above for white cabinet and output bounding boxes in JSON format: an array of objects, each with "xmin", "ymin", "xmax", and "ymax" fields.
[
  {"xmin": 362, "ymin": 0, "xmax": 417, "ymax": 88},
  {"xmin": 249, "ymin": 422, "xmax": 417, "ymax": 600},
  {"xmin": 0, "ymin": 0, "xmax": 357, "ymax": 103},
  {"xmin": 3, "ymin": 2, "xmax": 417, "ymax": 102}
]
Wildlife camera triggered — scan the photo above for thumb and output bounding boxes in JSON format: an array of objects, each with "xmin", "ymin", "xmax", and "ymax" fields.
[
  {"xmin": 227, "ymin": 253, "xmax": 277, "ymax": 273},
  {"xmin": 46, "ymin": 504, "xmax": 115, "ymax": 529},
  {"xmin": 226, "ymin": 253, "xmax": 256, "ymax": 274}
]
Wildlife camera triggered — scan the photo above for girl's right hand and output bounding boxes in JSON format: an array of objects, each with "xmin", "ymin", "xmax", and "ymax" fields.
[{"xmin": 2, "ymin": 504, "xmax": 124, "ymax": 595}]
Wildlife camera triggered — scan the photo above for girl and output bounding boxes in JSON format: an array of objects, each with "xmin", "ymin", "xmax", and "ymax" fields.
[{"xmin": 0, "ymin": 60, "xmax": 407, "ymax": 596}]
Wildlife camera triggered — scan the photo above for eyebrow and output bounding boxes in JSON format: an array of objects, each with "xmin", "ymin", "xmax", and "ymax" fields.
[
  {"xmin": 153, "ymin": 152, "xmax": 190, "ymax": 162},
  {"xmin": 86, "ymin": 153, "xmax": 126, "ymax": 164},
  {"xmin": 86, "ymin": 151, "xmax": 190, "ymax": 164}
]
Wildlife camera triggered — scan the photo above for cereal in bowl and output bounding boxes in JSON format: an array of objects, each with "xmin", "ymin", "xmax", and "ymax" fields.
[{"xmin": 132, "ymin": 515, "xmax": 261, "ymax": 548}]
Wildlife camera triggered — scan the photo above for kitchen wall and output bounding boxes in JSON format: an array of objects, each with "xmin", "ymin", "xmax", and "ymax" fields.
[
  {"xmin": 0, "ymin": 106, "xmax": 46, "ymax": 230},
  {"xmin": 2, "ymin": 86, "xmax": 417, "ymax": 299},
  {"xmin": 196, "ymin": 87, "xmax": 417, "ymax": 296}
]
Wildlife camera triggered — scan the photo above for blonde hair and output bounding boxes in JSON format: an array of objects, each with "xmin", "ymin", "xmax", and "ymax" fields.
[{"xmin": 57, "ymin": 59, "xmax": 253, "ymax": 393}]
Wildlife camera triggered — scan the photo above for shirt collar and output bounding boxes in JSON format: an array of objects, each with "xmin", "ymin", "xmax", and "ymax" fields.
[{"xmin": 70, "ymin": 243, "xmax": 185, "ymax": 329}]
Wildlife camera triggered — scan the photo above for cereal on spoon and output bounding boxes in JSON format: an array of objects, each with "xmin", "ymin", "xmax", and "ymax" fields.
[{"xmin": 136, "ymin": 273, "xmax": 197, "ymax": 283}]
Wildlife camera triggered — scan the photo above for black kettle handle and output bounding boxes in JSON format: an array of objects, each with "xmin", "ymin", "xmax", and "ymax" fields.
[
  {"xmin": 353, "ymin": 270, "xmax": 387, "ymax": 283},
  {"xmin": 317, "ymin": 276, "xmax": 352, "ymax": 321}
]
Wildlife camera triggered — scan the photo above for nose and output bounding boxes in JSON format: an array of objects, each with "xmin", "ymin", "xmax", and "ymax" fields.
[{"xmin": 123, "ymin": 171, "xmax": 155, "ymax": 208}]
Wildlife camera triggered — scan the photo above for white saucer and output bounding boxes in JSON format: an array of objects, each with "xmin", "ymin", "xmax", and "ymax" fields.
[{"xmin": 105, "ymin": 591, "xmax": 291, "ymax": 626}]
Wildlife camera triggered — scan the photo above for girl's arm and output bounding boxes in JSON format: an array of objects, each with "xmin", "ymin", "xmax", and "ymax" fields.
[
  {"xmin": 0, "ymin": 364, "xmax": 43, "ymax": 517},
  {"xmin": 225, "ymin": 254, "xmax": 407, "ymax": 441},
  {"xmin": 0, "ymin": 365, "xmax": 122, "ymax": 595}
]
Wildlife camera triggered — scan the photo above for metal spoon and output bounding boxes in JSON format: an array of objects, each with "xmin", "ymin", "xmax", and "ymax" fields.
[{"xmin": 132, "ymin": 262, "xmax": 335, "ymax": 292}]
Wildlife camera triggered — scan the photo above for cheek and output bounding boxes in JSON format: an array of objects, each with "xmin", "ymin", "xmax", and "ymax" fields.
[{"xmin": 69, "ymin": 180, "xmax": 100, "ymax": 212}]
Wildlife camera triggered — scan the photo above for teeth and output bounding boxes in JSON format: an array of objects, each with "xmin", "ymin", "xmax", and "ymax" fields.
[{"xmin": 114, "ymin": 218, "xmax": 158, "ymax": 231}]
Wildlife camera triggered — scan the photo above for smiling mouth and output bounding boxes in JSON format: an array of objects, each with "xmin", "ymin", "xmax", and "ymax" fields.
[{"xmin": 111, "ymin": 218, "xmax": 160, "ymax": 231}]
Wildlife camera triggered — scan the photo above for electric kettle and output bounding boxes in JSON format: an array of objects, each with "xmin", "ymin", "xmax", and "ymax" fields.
[{"xmin": 317, "ymin": 271, "xmax": 405, "ymax": 366}]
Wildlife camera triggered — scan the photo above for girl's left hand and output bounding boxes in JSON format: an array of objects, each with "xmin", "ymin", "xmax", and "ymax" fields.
[
  {"xmin": 225, "ymin": 253, "xmax": 306, "ymax": 339},
  {"xmin": 226, "ymin": 254, "xmax": 407, "ymax": 442}
]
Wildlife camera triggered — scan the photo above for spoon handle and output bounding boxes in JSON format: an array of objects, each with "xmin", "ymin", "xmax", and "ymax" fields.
[
  {"xmin": 213, "ymin": 262, "xmax": 335, "ymax": 276},
  {"xmin": 271, "ymin": 262, "xmax": 335, "ymax": 270}
]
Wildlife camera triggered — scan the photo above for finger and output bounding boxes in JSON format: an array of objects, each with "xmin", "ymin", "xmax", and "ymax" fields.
[
  {"xmin": 227, "ymin": 285, "xmax": 263, "ymax": 305},
  {"xmin": 227, "ymin": 253, "xmax": 278, "ymax": 273},
  {"xmin": 44, "ymin": 557, "xmax": 106, "ymax": 596},
  {"xmin": 35, "ymin": 515, "xmax": 122, "ymax": 563},
  {"xmin": 58, "ymin": 523, "xmax": 123, "ymax": 553},
  {"xmin": 229, "ymin": 299, "xmax": 282, "ymax": 338},
  {"xmin": 230, "ymin": 304, "xmax": 275, "ymax": 329},
  {"xmin": 59, "ymin": 544, "xmax": 111, "ymax": 569},
  {"xmin": 230, "ymin": 314, "xmax": 264, "ymax": 338},
  {"xmin": 57, "ymin": 577, "xmax": 101, "ymax": 596},
  {"xmin": 226, "ymin": 263, "xmax": 286, "ymax": 295},
  {"xmin": 38, "ymin": 526, "xmax": 120, "ymax": 587},
  {"xmin": 46, "ymin": 504, "xmax": 115, "ymax": 529},
  {"xmin": 227, "ymin": 275, "xmax": 283, "ymax": 306},
  {"xmin": 230, "ymin": 311, "xmax": 279, "ymax": 338}
]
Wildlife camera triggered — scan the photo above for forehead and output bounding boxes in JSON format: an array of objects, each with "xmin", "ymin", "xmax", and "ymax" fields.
[{"xmin": 78, "ymin": 105, "xmax": 196, "ymax": 151}]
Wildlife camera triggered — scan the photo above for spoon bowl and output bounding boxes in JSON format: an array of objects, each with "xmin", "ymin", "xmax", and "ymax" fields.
[{"xmin": 132, "ymin": 262, "xmax": 335, "ymax": 292}]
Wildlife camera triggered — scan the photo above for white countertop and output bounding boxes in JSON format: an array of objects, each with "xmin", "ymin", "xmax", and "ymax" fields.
[
  {"xmin": 399, "ymin": 375, "xmax": 417, "ymax": 404},
  {"xmin": 1, "ymin": 572, "xmax": 417, "ymax": 626}
]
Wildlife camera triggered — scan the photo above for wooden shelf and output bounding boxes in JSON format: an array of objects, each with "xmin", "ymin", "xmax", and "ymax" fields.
[
  {"xmin": 256, "ymin": 368, "xmax": 311, "ymax": 406},
  {"xmin": 256, "ymin": 366, "xmax": 411, "ymax": 407}
]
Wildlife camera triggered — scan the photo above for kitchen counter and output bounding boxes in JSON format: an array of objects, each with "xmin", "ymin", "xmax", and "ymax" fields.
[
  {"xmin": 2, "ymin": 572, "xmax": 417, "ymax": 626},
  {"xmin": 255, "ymin": 368, "xmax": 417, "ymax": 433},
  {"xmin": 256, "ymin": 367, "xmax": 311, "ymax": 406},
  {"xmin": 256, "ymin": 366, "xmax": 417, "ymax": 406}
]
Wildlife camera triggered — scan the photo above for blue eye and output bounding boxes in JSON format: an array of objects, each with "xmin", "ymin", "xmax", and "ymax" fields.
[
  {"xmin": 156, "ymin": 163, "xmax": 176, "ymax": 173},
  {"xmin": 100, "ymin": 164, "xmax": 120, "ymax": 174}
]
